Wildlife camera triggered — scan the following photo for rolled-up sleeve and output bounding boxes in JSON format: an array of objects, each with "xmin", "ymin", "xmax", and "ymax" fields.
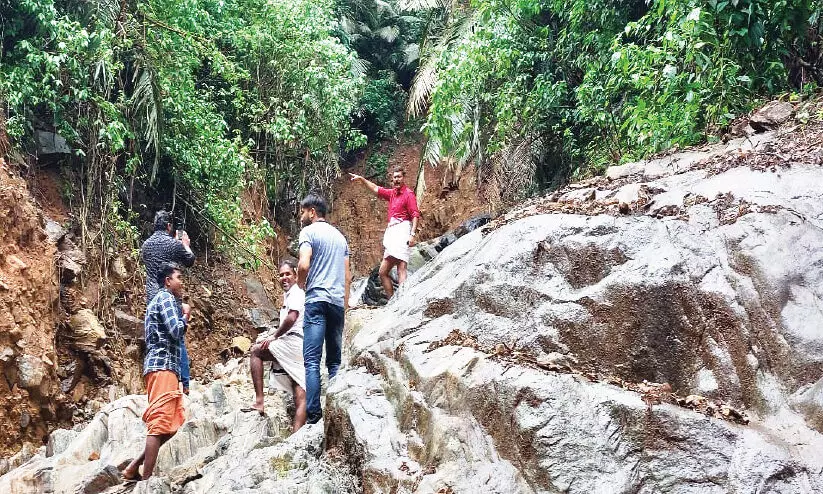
[{"xmin": 407, "ymin": 190, "xmax": 421, "ymax": 219}]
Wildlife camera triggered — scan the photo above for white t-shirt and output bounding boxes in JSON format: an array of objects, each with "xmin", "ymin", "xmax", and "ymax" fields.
[{"xmin": 280, "ymin": 285, "xmax": 305, "ymax": 336}]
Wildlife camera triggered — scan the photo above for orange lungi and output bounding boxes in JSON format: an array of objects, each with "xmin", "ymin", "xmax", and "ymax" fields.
[{"xmin": 142, "ymin": 370, "xmax": 185, "ymax": 436}]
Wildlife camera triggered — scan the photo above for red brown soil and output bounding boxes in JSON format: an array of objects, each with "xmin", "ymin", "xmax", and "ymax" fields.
[
  {"xmin": 0, "ymin": 159, "xmax": 61, "ymax": 456},
  {"xmin": 330, "ymin": 138, "xmax": 488, "ymax": 275}
]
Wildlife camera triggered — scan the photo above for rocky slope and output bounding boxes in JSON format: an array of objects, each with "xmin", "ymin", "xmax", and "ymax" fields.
[
  {"xmin": 0, "ymin": 358, "xmax": 358, "ymax": 494},
  {"xmin": 324, "ymin": 108, "xmax": 823, "ymax": 492},
  {"xmin": 0, "ymin": 159, "xmax": 62, "ymax": 458},
  {"xmin": 3, "ymin": 101, "xmax": 823, "ymax": 493}
]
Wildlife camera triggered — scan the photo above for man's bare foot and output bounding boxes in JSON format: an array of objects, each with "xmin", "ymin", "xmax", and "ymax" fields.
[{"xmin": 122, "ymin": 466, "xmax": 142, "ymax": 482}]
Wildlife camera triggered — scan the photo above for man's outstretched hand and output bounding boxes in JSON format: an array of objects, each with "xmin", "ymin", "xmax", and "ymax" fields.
[{"xmin": 348, "ymin": 173, "xmax": 363, "ymax": 182}]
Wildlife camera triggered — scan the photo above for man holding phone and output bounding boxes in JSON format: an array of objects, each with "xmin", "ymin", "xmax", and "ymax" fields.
[{"xmin": 140, "ymin": 210, "xmax": 196, "ymax": 393}]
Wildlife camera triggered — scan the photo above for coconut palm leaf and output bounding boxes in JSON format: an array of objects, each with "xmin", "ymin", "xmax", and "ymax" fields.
[
  {"xmin": 131, "ymin": 63, "xmax": 163, "ymax": 182},
  {"xmin": 376, "ymin": 25, "xmax": 400, "ymax": 43}
]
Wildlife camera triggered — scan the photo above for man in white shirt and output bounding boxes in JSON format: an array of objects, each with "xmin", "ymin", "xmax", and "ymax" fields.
[{"xmin": 243, "ymin": 259, "xmax": 307, "ymax": 432}]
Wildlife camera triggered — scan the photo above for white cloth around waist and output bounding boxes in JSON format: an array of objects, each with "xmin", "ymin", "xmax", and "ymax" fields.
[{"xmin": 383, "ymin": 219, "xmax": 411, "ymax": 262}]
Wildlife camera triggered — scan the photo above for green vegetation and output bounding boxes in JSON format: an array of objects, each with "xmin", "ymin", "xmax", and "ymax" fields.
[
  {"xmin": 1, "ymin": 0, "xmax": 362, "ymax": 252},
  {"xmin": 408, "ymin": 0, "xmax": 822, "ymax": 199},
  {"xmin": 1, "ymin": 0, "xmax": 822, "ymax": 254}
]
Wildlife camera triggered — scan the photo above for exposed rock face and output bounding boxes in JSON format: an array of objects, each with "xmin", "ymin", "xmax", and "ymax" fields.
[
  {"xmin": 324, "ymin": 136, "xmax": 823, "ymax": 491},
  {"xmin": 0, "ymin": 160, "xmax": 60, "ymax": 455},
  {"xmin": 0, "ymin": 359, "xmax": 358, "ymax": 493}
]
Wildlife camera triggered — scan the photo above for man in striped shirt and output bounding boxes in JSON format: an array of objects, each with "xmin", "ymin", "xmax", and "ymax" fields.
[{"xmin": 141, "ymin": 210, "xmax": 195, "ymax": 394}]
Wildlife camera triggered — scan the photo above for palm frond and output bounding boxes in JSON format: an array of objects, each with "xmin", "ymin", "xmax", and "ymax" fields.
[
  {"xmin": 407, "ymin": 60, "xmax": 438, "ymax": 117},
  {"xmin": 483, "ymin": 137, "xmax": 537, "ymax": 207},
  {"xmin": 131, "ymin": 63, "xmax": 163, "ymax": 182},
  {"xmin": 351, "ymin": 58, "xmax": 371, "ymax": 78},
  {"xmin": 376, "ymin": 25, "xmax": 400, "ymax": 43},
  {"xmin": 92, "ymin": 0, "xmax": 122, "ymax": 26},
  {"xmin": 406, "ymin": 13, "xmax": 475, "ymax": 117},
  {"xmin": 400, "ymin": 0, "xmax": 446, "ymax": 11}
]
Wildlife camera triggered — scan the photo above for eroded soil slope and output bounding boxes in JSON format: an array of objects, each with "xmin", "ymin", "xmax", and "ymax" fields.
[{"xmin": 0, "ymin": 159, "xmax": 61, "ymax": 457}]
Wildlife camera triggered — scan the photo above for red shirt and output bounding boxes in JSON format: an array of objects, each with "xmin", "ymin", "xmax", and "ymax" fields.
[{"xmin": 377, "ymin": 185, "xmax": 421, "ymax": 224}]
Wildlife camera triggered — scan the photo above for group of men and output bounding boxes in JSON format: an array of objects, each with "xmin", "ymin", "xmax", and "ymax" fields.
[{"xmin": 122, "ymin": 167, "xmax": 420, "ymax": 481}]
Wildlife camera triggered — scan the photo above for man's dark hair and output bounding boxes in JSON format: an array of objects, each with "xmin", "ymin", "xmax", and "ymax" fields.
[
  {"xmin": 154, "ymin": 210, "xmax": 172, "ymax": 232},
  {"xmin": 280, "ymin": 258, "xmax": 298, "ymax": 272},
  {"xmin": 300, "ymin": 193, "xmax": 328, "ymax": 217},
  {"xmin": 392, "ymin": 167, "xmax": 405, "ymax": 177},
  {"xmin": 156, "ymin": 262, "xmax": 183, "ymax": 288}
]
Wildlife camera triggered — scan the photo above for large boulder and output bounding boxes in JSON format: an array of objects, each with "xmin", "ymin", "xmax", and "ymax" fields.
[{"xmin": 326, "ymin": 153, "xmax": 823, "ymax": 491}]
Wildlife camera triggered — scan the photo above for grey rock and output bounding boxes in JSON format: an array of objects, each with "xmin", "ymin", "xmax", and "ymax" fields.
[
  {"xmin": 77, "ymin": 464, "xmax": 121, "ymax": 494},
  {"xmin": 334, "ymin": 159, "xmax": 823, "ymax": 492},
  {"xmin": 0, "ymin": 362, "xmax": 359, "ymax": 494},
  {"xmin": 790, "ymin": 377, "xmax": 823, "ymax": 433},
  {"xmin": 113, "ymin": 309, "xmax": 143, "ymax": 339},
  {"xmin": 35, "ymin": 130, "xmax": 71, "ymax": 154},
  {"xmin": 16, "ymin": 354, "xmax": 46, "ymax": 389},
  {"xmin": 243, "ymin": 307, "xmax": 277, "ymax": 330},
  {"xmin": 47, "ymin": 428, "xmax": 80, "ymax": 457},
  {"xmin": 750, "ymin": 100, "xmax": 794, "ymax": 130},
  {"xmin": 0, "ymin": 347, "xmax": 15, "ymax": 362},
  {"xmin": 44, "ymin": 219, "xmax": 67, "ymax": 244}
]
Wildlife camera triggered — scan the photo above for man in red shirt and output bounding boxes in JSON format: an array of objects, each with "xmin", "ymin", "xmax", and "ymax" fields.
[{"xmin": 349, "ymin": 167, "xmax": 421, "ymax": 299}]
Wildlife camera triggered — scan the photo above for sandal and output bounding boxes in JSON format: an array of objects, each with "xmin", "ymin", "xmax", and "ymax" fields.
[{"xmin": 240, "ymin": 406, "xmax": 266, "ymax": 416}]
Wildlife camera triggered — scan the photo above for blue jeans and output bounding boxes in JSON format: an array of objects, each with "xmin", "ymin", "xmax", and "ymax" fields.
[
  {"xmin": 303, "ymin": 301, "xmax": 345, "ymax": 421},
  {"xmin": 179, "ymin": 338, "xmax": 190, "ymax": 389}
]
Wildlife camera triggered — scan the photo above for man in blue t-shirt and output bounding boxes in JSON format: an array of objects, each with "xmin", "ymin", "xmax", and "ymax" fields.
[{"xmin": 297, "ymin": 193, "xmax": 351, "ymax": 424}]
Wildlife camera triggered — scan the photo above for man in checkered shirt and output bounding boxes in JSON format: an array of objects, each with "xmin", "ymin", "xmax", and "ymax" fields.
[
  {"xmin": 122, "ymin": 262, "xmax": 191, "ymax": 481},
  {"xmin": 141, "ymin": 210, "xmax": 195, "ymax": 393}
]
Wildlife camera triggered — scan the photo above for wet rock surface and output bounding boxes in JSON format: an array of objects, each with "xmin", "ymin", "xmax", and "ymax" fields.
[{"xmin": 324, "ymin": 124, "xmax": 823, "ymax": 492}]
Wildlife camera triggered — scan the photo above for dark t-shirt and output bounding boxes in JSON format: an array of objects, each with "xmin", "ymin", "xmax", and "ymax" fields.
[{"xmin": 140, "ymin": 230, "xmax": 195, "ymax": 304}]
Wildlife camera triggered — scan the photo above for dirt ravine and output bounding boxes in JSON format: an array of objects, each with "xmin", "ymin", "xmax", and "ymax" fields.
[{"xmin": 0, "ymin": 135, "xmax": 486, "ymax": 461}]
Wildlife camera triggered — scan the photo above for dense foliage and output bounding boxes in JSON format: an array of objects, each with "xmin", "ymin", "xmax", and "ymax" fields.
[
  {"xmin": 2, "ymin": 0, "xmax": 822, "ymax": 251},
  {"xmin": 410, "ymin": 0, "xmax": 823, "ymax": 200},
  {"xmin": 1, "ymin": 0, "xmax": 362, "ymax": 261}
]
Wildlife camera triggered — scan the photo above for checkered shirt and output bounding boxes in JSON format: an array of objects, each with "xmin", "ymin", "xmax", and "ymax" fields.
[
  {"xmin": 143, "ymin": 289, "xmax": 187, "ymax": 378},
  {"xmin": 140, "ymin": 230, "xmax": 195, "ymax": 304}
]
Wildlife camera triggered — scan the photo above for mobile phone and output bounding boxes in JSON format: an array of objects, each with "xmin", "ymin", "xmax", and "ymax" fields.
[{"xmin": 175, "ymin": 229, "xmax": 182, "ymax": 239}]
